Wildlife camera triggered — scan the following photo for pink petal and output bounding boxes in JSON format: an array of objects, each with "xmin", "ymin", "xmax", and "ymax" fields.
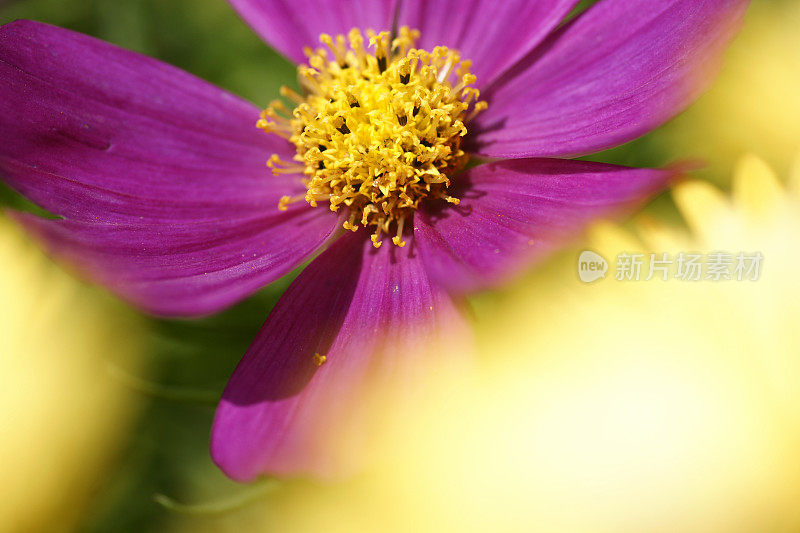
[
  {"xmin": 0, "ymin": 21, "xmax": 336, "ymax": 316},
  {"xmin": 414, "ymin": 158, "xmax": 673, "ymax": 294},
  {"xmin": 396, "ymin": 0, "xmax": 578, "ymax": 88},
  {"xmin": 226, "ymin": 0, "xmax": 397, "ymax": 64},
  {"xmin": 211, "ymin": 231, "xmax": 467, "ymax": 480},
  {"xmin": 468, "ymin": 0, "xmax": 749, "ymax": 158},
  {"xmin": 10, "ymin": 209, "xmax": 339, "ymax": 317}
]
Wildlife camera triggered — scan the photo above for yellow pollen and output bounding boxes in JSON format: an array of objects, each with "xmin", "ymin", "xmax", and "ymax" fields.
[
  {"xmin": 259, "ymin": 27, "xmax": 486, "ymax": 247},
  {"xmin": 313, "ymin": 353, "xmax": 327, "ymax": 367}
]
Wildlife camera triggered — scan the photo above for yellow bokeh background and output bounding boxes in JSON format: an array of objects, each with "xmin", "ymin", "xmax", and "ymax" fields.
[{"xmin": 0, "ymin": 216, "xmax": 145, "ymax": 532}]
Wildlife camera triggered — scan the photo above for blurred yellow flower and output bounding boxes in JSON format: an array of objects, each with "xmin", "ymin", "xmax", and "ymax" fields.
[
  {"xmin": 0, "ymin": 215, "xmax": 145, "ymax": 532},
  {"xmin": 456, "ymin": 153, "xmax": 800, "ymax": 533},
  {"xmin": 209, "ymin": 154, "xmax": 800, "ymax": 533}
]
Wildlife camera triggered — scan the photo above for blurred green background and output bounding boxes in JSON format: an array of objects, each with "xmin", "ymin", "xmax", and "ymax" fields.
[{"xmin": 1, "ymin": 0, "xmax": 799, "ymax": 531}]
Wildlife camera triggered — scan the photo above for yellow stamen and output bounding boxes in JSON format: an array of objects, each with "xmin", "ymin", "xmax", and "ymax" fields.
[
  {"xmin": 258, "ymin": 27, "xmax": 486, "ymax": 247},
  {"xmin": 266, "ymin": 154, "xmax": 305, "ymax": 174},
  {"xmin": 313, "ymin": 353, "xmax": 327, "ymax": 367},
  {"xmin": 279, "ymin": 86, "xmax": 305, "ymax": 105},
  {"xmin": 392, "ymin": 216, "xmax": 407, "ymax": 247},
  {"xmin": 278, "ymin": 194, "xmax": 305, "ymax": 211}
]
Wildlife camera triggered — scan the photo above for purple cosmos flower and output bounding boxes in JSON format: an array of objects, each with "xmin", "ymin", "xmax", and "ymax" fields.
[{"xmin": 0, "ymin": 0, "xmax": 746, "ymax": 480}]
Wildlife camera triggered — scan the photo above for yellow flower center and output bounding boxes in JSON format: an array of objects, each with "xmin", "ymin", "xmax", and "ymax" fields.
[{"xmin": 258, "ymin": 27, "xmax": 486, "ymax": 248}]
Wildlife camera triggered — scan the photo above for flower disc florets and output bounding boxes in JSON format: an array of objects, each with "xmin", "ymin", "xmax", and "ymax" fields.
[{"xmin": 259, "ymin": 27, "xmax": 486, "ymax": 248}]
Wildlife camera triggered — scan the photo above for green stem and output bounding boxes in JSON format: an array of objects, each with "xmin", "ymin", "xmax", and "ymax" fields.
[
  {"xmin": 106, "ymin": 364, "xmax": 220, "ymax": 405},
  {"xmin": 153, "ymin": 479, "xmax": 278, "ymax": 515}
]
